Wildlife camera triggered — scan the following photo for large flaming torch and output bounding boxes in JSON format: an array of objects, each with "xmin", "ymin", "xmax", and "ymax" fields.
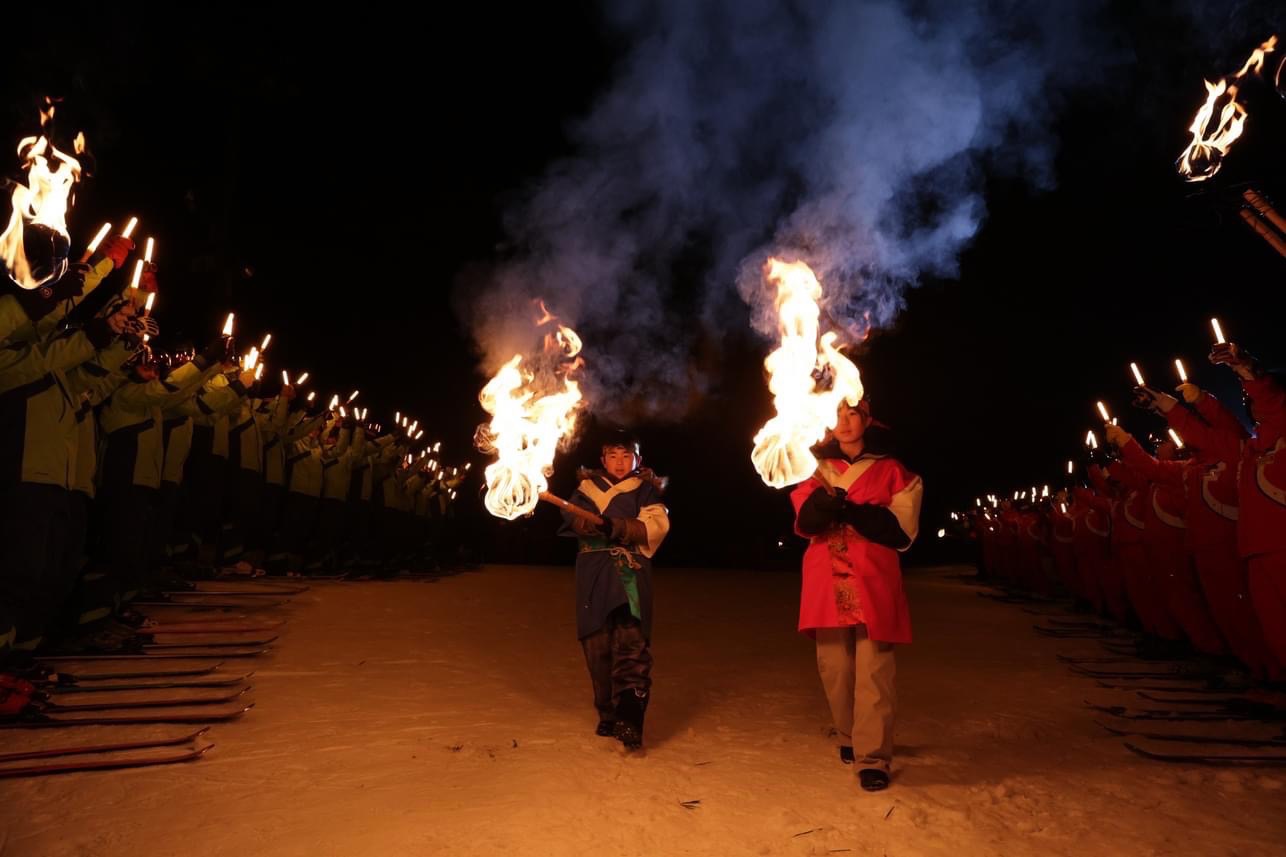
[
  {"xmin": 0, "ymin": 125, "xmax": 84, "ymax": 289},
  {"xmin": 750, "ymin": 258, "xmax": 863, "ymax": 488},
  {"xmin": 1177, "ymin": 35, "xmax": 1277, "ymax": 182},
  {"xmin": 475, "ymin": 303, "xmax": 585, "ymax": 520}
]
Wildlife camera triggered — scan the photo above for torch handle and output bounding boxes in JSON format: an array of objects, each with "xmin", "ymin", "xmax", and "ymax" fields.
[{"xmin": 538, "ymin": 491, "xmax": 604, "ymax": 526}]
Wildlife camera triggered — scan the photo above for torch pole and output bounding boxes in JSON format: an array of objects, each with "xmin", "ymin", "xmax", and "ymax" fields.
[{"xmin": 538, "ymin": 491, "xmax": 604, "ymax": 526}]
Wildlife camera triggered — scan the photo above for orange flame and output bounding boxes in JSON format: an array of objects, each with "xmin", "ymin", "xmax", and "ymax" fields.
[
  {"xmin": 1177, "ymin": 36, "xmax": 1277, "ymax": 182},
  {"xmin": 0, "ymin": 132, "xmax": 83, "ymax": 288},
  {"xmin": 477, "ymin": 304, "xmax": 585, "ymax": 520},
  {"xmin": 750, "ymin": 259, "xmax": 863, "ymax": 488}
]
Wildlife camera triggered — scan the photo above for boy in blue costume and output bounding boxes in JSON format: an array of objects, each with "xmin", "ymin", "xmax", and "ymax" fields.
[{"xmin": 560, "ymin": 429, "xmax": 670, "ymax": 750}]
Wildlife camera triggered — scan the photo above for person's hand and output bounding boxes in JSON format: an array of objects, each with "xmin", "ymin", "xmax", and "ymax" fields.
[
  {"xmin": 1131, "ymin": 386, "xmax": 1176, "ymax": 414},
  {"xmin": 94, "ymin": 235, "xmax": 133, "ymax": 269},
  {"xmin": 1104, "ymin": 424, "xmax": 1130, "ymax": 447},
  {"xmin": 1176, "ymin": 382, "xmax": 1201, "ymax": 404},
  {"xmin": 1210, "ymin": 342, "xmax": 1258, "ymax": 379}
]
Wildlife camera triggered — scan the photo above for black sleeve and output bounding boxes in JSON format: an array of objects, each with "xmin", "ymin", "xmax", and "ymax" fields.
[
  {"xmin": 840, "ymin": 501, "xmax": 911, "ymax": 550},
  {"xmin": 797, "ymin": 487, "xmax": 843, "ymax": 535}
]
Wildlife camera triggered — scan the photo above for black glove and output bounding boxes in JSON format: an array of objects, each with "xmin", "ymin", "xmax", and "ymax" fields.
[
  {"xmin": 839, "ymin": 502, "xmax": 911, "ymax": 550},
  {"xmin": 797, "ymin": 487, "xmax": 845, "ymax": 535}
]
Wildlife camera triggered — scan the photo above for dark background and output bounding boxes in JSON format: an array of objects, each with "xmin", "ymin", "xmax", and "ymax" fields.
[{"xmin": 3, "ymin": 2, "xmax": 1284, "ymax": 570}]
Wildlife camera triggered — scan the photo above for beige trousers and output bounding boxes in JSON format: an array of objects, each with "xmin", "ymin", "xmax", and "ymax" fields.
[{"xmin": 815, "ymin": 625, "xmax": 896, "ymax": 773}]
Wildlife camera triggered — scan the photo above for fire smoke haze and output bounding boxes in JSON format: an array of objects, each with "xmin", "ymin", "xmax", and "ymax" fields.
[{"xmin": 460, "ymin": 0, "xmax": 1108, "ymax": 421}]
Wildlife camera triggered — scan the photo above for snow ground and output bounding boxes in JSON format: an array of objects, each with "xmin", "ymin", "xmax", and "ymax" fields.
[{"xmin": 3, "ymin": 564, "xmax": 1283, "ymax": 857}]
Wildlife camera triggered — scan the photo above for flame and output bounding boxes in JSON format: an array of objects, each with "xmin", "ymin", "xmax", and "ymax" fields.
[
  {"xmin": 347, "ymin": 389, "xmax": 359, "ymax": 402},
  {"xmin": 1210, "ymin": 317, "xmax": 1226, "ymax": 344},
  {"xmin": 222, "ymin": 313, "xmax": 235, "ymax": 337},
  {"xmin": 1086, "ymin": 430, "xmax": 1098, "ymax": 449},
  {"xmin": 1175, "ymin": 358, "xmax": 1188, "ymax": 382},
  {"xmin": 0, "ymin": 132, "xmax": 83, "ymax": 288},
  {"xmin": 1177, "ymin": 36, "xmax": 1277, "ymax": 182},
  {"xmin": 476, "ymin": 305, "xmax": 585, "ymax": 520},
  {"xmin": 1096, "ymin": 401, "xmax": 1111, "ymax": 422},
  {"xmin": 750, "ymin": 259, "xmax": 863, "ymax": 488},
  {"xmin": 1067, "ymin": 459, "xmax": 1074, "ymax": 475},
  {"xmin": 296, "ymin": 371, "xmax": 309, "ymax": 385},
  {"xmin": 130, "ymin": 259, "xmax": 144, "ymax": 290},
  {"xmin": 244, "ymin": 347, "xmax": 259, "ymax": 371},
  {"xmin": 1130, "ymin": 362, "xmax": 1144, "ymax": 386},
  {"xmin": 144, "ymin": 237, "xmax": 155, "ymax": 264},
  {"xmin": 121, "ymin": 217, "xmax": 139, "ymax": 240},
  {"xmin": 261, "ymin": 333, "xmax": 272, "ymax": 351},
  {"xmin": 254, "ymin": 364, "xmax": 264, "ymax": 382},
  {"xmin": 1168, "ymin": 428, "xmax": 1185, "ymax": 449},
  {"xmin": 143, "ymin": 291, "xmax": 155, "ymax": 313},
  {"xmin": 282, "ymin": 370, "xmax": 291, "ymax": 386}
]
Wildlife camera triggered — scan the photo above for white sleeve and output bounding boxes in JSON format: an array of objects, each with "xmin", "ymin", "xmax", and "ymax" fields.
[
  {"xmin": 888, "ymin": 477, "xmax": 923, "ymax": 552},
  {"xmin": 637, "ymin": 502, "xmax": 670, "ymax": 559}
]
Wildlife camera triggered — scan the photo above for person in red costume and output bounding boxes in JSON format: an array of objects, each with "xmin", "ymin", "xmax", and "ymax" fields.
[
  {"xmin": 791, "ymin": 398, "xmax": 922, "ymax": 792},
  {"xmin": 1135, "ymin": 343, "xmax": 1286, "ymax": 676},
  {"xmin": 1105, "ymin": 424, "xmax": 1226, "ymax": 655}
]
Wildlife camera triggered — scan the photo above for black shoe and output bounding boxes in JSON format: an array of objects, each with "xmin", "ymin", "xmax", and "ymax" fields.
[
  {"xmin": 595, "ymin": 720, "xmax": 615, "ymax": 737},
  {"xmin": 614, "ymin": 721, "xmax": 643, "ymax": 750},
  {"xmin": 858, "ymin": 768, "xmax": 890, "ymax": 792},
  {"xmin": 839, "ymin": 745, "xmax": 854, "ymax": 764},
  {"xmin": 613, "ymin": 689, "xmax": 647, "ymax": 751}
]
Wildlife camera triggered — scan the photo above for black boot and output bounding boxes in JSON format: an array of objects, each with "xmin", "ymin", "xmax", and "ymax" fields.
[
  {"xmin": 595, "ymin": 720, "xmax": 615, "ymax": 737},
  {"xmin": 613, "ymin": 689, "xmax": 647, "ymax": 751},
  {"xmin": 859, "ymin": 768, "xmax": 890, "ymax": 792},
  {"xmin": 839, "ymin": 745, "xmax": 854, "ymax": 764}
]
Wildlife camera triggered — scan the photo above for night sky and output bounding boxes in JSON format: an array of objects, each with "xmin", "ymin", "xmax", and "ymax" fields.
[{"xmin": 3, "ymin": 2, "xmax": 1285, "ymax": 570}]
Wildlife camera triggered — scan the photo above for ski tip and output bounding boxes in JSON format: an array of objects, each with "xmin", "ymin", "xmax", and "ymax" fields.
[
  {"xmin": 242, "ymin": 671, "xmax": 255, "ymax": 680},
  {"xmin": 237, "ymin": 686, "xmax": 253, "ymax": 697},
  {"xmin": 192, "ymin": 726, "xmax": 212, "ymax": 739},
  {"xmin": 195, "ymin": 743, "xmax": 216, "ymax": 757}
]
